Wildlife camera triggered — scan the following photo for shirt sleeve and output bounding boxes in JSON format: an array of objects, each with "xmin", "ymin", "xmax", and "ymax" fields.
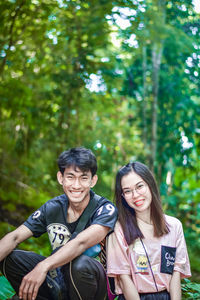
[
  {"xmin": 174, "ymin": 220, "xmax": 191, "ymax": 278},
  {"xmin": 24, "ymin": 203, "xmax": 47, "ymax": 237},
  {"xmin": 91, "ymin": 201, "xmax": 118, "ymax": 231},
  {"xmin": 106, "ymin": 222, "xmax": 131, "ymax": 277}
]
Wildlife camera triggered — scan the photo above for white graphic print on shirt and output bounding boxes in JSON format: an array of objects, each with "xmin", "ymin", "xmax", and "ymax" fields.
[{"xmin": 47, "ymin": 223, "xmax": 71, "ymax": 250}]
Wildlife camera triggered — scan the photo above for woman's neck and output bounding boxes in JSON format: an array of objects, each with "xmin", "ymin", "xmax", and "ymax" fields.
[
  {"xmin": 136, "ymin": 211, "xmax": 152, "ymax": 225},
  {"xmin": 136, "ymin": 214, "xmax": 154, "ymax": 239}
]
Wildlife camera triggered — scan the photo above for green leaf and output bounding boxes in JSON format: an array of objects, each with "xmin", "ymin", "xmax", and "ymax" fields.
[{"xmin": 0, "ymin": 276, "xmax": 15, "ymax": 299}]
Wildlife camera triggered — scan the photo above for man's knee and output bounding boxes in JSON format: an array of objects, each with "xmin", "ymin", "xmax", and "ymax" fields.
[
  {"xmin": 0, "ymin": 251, "xmax": 15, "ymax": 277},
  {"xmin": 72, "ymin": 255, "xmax": 103, "ymax": 276},
  {"xmin": 72, "ymin": 255, "xmax": 91, "ymax": 273},
  {"xmin": 0, "ymin": 259, "xmax": 4, "ymax": 275},
  {"xmin": 69, "ymin": 255, "xmax": 107, "ymax": 300},
  {"xmin": 1, "ymin": 250, "xmax": 46, "ymax": 279},
  {"xmin": 71, "ymin": 254, "xmax": 107, "ymax": 287}
]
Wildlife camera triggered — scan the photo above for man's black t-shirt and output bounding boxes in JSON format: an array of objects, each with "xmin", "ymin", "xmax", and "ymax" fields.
[{"xmin": 24, "ymin": 190, "xmax": 117, "ymax": 251}]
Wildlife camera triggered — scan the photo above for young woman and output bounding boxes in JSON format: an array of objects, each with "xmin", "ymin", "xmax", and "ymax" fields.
[{"xmin": 107, "ymin": 162, "xmax": 191, "ymax": 300}]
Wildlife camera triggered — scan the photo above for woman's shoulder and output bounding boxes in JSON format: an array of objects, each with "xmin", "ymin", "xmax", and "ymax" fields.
[
  {"xmin": 164, "ymin": 214, "xmax": 183, "ymax": 229},
  {"xmin": 113, "ymin": 221, "xmax": 127, "ymax": 238},
  {"xmin": 114, "ymin": 220, "xmax": 123, "ymax": 232}
]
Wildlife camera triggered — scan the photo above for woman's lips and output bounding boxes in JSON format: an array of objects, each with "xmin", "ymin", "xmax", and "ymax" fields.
[{"xmin": 134, "ymin": 199, "xmax": 144, "ymax": 207}]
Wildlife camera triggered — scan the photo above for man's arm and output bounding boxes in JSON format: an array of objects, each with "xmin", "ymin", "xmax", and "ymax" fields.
[
  {"xmin": 0, "ymin": 225, "xmax": 33, "ymax": 262},
  {"xmin": 19, "ymin": 223, "xmax": 110, "ymax": 300},
  {"xmin": 46, "ymin": 223, "xmax": 110, "ymax": 269}
]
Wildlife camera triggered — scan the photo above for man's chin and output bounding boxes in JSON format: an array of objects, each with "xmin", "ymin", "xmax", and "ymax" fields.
[
  {"xmin": 70, "ymin": 197, "xmax": 84, "ymax": 203},
  {"xmin": 67, "ymin": 194, "xmax": 88, "ymax": 204}
]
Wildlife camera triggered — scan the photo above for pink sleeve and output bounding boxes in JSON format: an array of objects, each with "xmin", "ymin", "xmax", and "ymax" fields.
[
  {"xmin": 106, "ymin": 222, "xmax": 131, "ymax": 277},
  {"xmin": 174, "ymin": 220, "xmax": 191, "ymax": 278}
]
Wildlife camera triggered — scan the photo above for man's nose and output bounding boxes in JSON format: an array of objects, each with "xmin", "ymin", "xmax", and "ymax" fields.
[{"xmin": 73, "ymin": 178, "xmax": 81, "ymax": 187}]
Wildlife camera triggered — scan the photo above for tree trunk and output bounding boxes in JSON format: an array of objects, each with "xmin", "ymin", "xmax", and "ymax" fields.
[
  {"xmin": 142, "ymin": 45, "xmax": 148, "ymax": 148},
  {"xmin": 150, "ymin": 42, "xmax": 163, "ymax": 172},
  {"xmin": 150, "ymin": 0, "xmax": 166, "ymax": 172}
]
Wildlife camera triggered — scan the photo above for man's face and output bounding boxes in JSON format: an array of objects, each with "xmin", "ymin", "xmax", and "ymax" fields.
[{"xmin": 57, "ymin": 166, "xmax": 97, "ymax": 205}]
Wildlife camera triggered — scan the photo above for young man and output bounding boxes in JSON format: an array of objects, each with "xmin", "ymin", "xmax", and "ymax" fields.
[{"xmin": 0, "ymin": 147, "xmax": 117, "ymax": 300}]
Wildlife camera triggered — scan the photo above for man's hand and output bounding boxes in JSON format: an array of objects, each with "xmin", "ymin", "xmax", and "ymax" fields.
[{"xmin": 19, "ymin": 263, "xmax": 48, "ymax": 300}]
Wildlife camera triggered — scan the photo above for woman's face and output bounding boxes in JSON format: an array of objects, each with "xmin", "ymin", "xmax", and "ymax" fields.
[{"xmin": 121, "ymin": 171, "xmax": 152, "ymax": 215}]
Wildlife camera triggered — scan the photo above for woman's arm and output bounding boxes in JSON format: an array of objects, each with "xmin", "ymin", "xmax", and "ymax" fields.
[
  {"xmin": 118, "ymin": 274, "xmax": 140, "ymax": 300},
  {"xmin": 169, "ymin": 271, "xmax": 181, "ymax": 300}
]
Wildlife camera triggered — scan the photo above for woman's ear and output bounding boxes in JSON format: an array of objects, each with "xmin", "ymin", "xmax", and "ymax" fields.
[
  {"xmin": 91, "ymin": 174, "xmax": 98, "ymax": 188},
  {"xmin": 57, "ymin": 171, "xmax": 63, "ymax": 185}
]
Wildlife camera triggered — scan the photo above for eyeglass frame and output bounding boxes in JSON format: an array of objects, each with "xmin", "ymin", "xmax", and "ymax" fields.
[
  {"xmin": 121, "ymin": 181, "xmax": 148, "ymax": 199},
  {"xmin": 62, "ymin": 173, "xmax": 93, "ymax": 187}
]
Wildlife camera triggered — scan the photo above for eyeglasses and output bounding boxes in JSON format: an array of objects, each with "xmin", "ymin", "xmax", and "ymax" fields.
[
  {"xmin": 63, "ymin": 175, "xmax": 92, "ymax": 187},
  {"xmin": 122, "ymin": 182, "xmax": 147, "ymax": 200}
]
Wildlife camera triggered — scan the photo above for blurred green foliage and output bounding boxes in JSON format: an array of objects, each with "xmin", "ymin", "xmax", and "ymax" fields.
[
  {"xmin": 0, "ymin": 275, "xmax": 15, "ymax": 300},
  {"xmin": 182, "ymin": 279, "xmax": 200, "ymax": 299},
  {"xmin": 0, "ymin": 0, "xmax": 200, "ymax": 298}
]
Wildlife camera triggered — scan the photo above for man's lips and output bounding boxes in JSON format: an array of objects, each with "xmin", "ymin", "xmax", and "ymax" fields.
[
  {"xmin": 69, "ymin": 190, "xmax": 83, "ymax": 196},
  {"xmin": 134, "ymin": 199, "xmax": 144, "ymax": 207}
]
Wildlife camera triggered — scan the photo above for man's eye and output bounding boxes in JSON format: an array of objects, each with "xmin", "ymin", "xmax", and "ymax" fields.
[
  {"xmin": 82, "ymin": 177, "xmax": 88, "ymax": 180},
  {"xmin": 66, "ymin": 176, "xmax": 73, "ymax": 180}
]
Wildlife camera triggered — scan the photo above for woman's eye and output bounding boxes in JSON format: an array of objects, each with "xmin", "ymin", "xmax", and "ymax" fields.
[
  {"xmin": 125, "ymin": 190, "xmax": 131, "ymax": 195},
  {"xmin": 137, "ymin": 184, "xmax": 144, "ymax": 189}
]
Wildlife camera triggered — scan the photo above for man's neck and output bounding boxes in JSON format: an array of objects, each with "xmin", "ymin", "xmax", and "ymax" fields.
[{"xmin": 67, "ymin": 194, "xmax": 90, "ymax": 223}]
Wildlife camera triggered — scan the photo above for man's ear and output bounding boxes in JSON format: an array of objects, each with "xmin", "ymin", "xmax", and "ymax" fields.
[
  {"xmin": 91, "ymin": 174, "xmax": 98, "ymax": 188},
  {"xmin": 57, "ymin": 171, "xmax": 63, "ymax": 185}
]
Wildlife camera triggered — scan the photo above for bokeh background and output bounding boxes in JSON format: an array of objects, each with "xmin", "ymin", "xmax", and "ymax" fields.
[{"xmin": 0, "ymin": 0, "xmax": 200, "ymax": 298}]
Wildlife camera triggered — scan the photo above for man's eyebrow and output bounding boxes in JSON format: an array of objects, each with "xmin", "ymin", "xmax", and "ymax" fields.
[
  {"xmin": 64, "ymin": 171, "xmax": 90, "ymax": 176},
  {"xmin": 64, "ymin": 172, "xmax": 75, "ymax": 176},
  {"xmin": 81, "ymin": 173, "xmax": 90, "ymax": 176}
]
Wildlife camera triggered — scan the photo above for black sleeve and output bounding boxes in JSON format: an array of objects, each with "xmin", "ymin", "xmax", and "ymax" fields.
[
  {"xmin": 24, "ymin": 203, "xmax": 47, "ymax": 237},
  {"xmin": 91, "ymin": 200, "xmax": 118, "ymax": 232}
]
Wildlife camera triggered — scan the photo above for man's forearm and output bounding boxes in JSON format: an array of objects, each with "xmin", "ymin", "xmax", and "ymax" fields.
[
  {"xmin": 39, "ymin": 224, "xmax": 109, "ymax": 272},
  {"xmin": 0, "ymin": 232, "xmax": 19, "ymax": 261},
  {"xmin": 40, "ymin": 235, "xmax": 87, "ymax": 272},
  {"xmin": 0, "ymin": 225, "xmax": 33, "ymax": 262}
]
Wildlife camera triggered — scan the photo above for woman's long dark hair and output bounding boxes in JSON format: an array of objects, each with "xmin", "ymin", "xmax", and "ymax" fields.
[{"xmin": 115, "ymin": 162, "xmax": 169, "ymax": 245}]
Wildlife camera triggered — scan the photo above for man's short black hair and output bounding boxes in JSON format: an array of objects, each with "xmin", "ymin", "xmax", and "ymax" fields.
[{"xmin": 57, "ymin": 147, "xmax": 97, "ymax": 176}]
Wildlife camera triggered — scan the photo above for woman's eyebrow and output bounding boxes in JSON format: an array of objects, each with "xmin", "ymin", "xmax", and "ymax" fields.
[{"xmin": 122, "ymin": 181, "xmax": 144, "ymax": 189}]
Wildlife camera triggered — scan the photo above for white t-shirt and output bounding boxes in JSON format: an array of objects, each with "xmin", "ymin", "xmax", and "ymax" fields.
[{"xmin": 107, "ymin": 215, "xmax": 191, "ymax": 294}]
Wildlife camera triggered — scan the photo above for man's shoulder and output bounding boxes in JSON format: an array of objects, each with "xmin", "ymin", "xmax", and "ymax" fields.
[
  {"xmin": 41, "ymin": 194, "xmax": 68, "ymax": 212},
  {"xmin": 91, "ymin": 191, "xmax": 118, "ymax": 220},
  {"xmin": 46, "ymin": 194, "xmax": 68, "ymax": 204},
  {"xmin": 92, "ymin": 192, "xmax": 117, "ymax": 214},
  {"xmin": 91, "ymin": 191, "xmax": 116, "ymax": 207}
]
